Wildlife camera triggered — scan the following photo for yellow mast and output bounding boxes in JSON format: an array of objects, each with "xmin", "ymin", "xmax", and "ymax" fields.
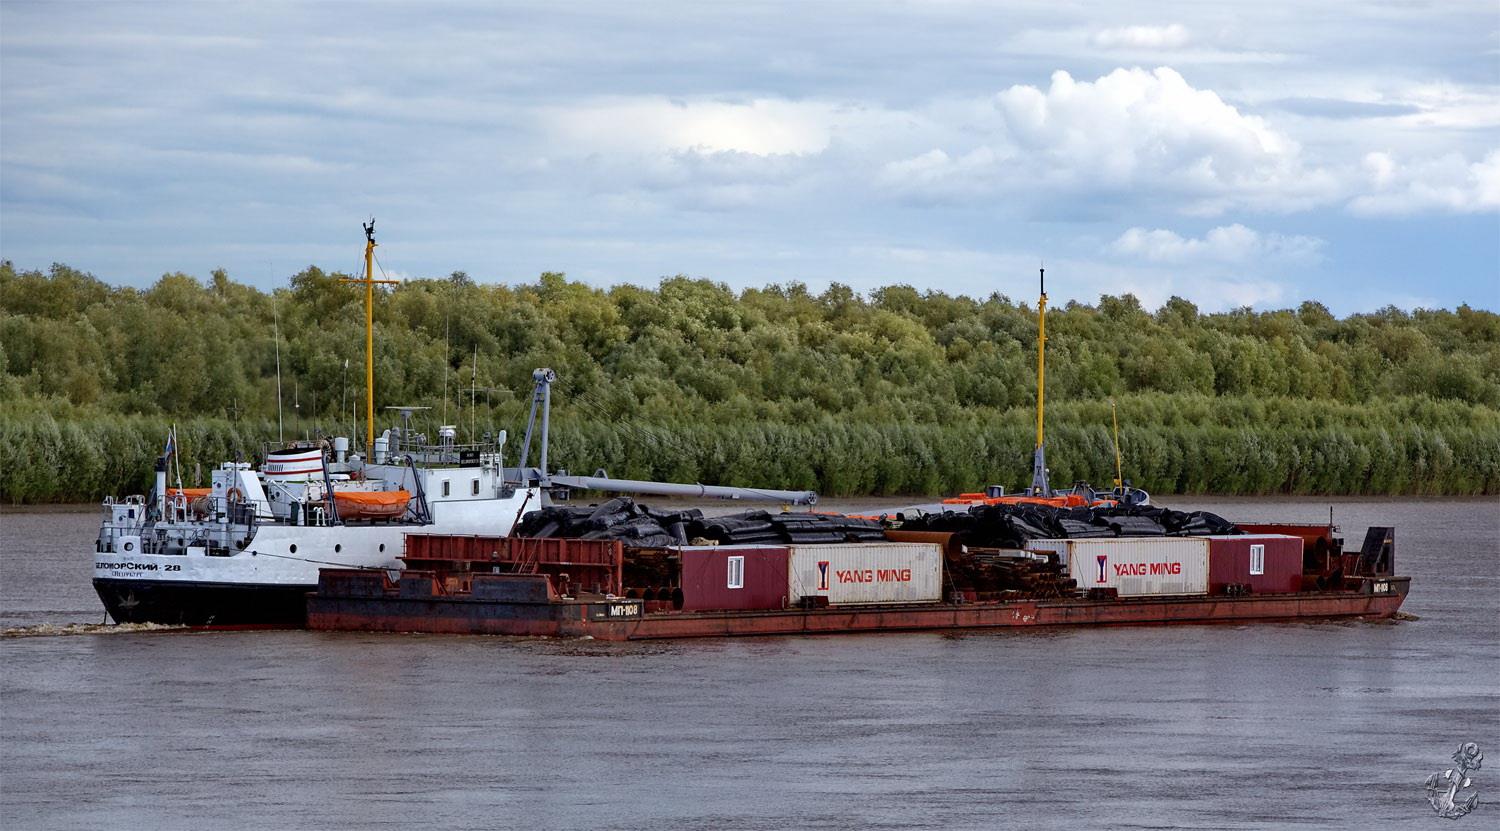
[
  {"xmin": 1035, "ymin": 274, "xmax": 1047, "ymax": 452},
  {"xmin": 1111, "ymin": 398, "xmax": 1124, "ymax": 490},
  {"xmin": 340, "ymin": 220, "xmax": 398, "ymax": 449},
  {"xmin": 1029, "ymin": 267, "xmax": 1050, "ymax": 495}
]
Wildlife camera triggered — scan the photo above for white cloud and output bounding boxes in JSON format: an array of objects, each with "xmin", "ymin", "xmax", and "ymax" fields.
[
  {"xmin": 1204, "ymin": 279, "xmax": 1287, "ymax": 308},
  {"xmin": 1237, "ymin": 78, "xmax": 1500, "ymax": 135},
  {"xmin": 1002, "ymin": 25, "xmax": 1285, "ymax": 65},
  {"xmin": 1349, "ymin": 149, "xmax": 1500, "ymax": 215},
  {"xmin": 1386, "ymin": 82, "xmax": 1500, "ymax": 130},
  {"xmin": 1363, "ymin": 151, "xmax": 1397, "ymax": 187},
  {"xmin": 543, "ymin": 97, "xmax": 840, "ymax": 156},
  {"xmin": 535, "ymin": 68, "xmax": 1493, "ymax": 225},
  {"xmin": 1109, "ymin": 224, "xmax": 1325, "ymax": 265},
  {"xmin": 876, "ymin": 146, "xmax": 1007, "ymax": 201},
  {"xmin": 879, "ymin": 67, "xmax": 1338, "ymax": 214},
  {"xmin": 1116, "ymin": 274, "xmax": 1287, "ymax": 310},
  {"xmin": 530, "ymin": 96, "xmax": 917, "ymax": 208},
  {"xmin": 836, "ymin": 243, "xmax": 1293, "ymax": 313},
  {"xmin": 993, "ymin": 68, "xmax": 1320, "ymax": 207},
  {"xmin": 1090, "ymin": 24, "xmax": 1191, "ymax": 49}
]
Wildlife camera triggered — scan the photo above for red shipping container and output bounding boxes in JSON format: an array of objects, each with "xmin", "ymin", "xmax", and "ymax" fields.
[
  {"xmin": 1208, "ymin": 535, "xmax": 1302, "ymax": 595},
  {"xmin": 678, "ymin": 546, "xmax": 790, "ymax": 612}
]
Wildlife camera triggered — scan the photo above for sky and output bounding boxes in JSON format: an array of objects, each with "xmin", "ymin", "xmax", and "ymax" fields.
[{"xmin": 1, "ymin": 0, "xmax": 1497, "ymax": 314}]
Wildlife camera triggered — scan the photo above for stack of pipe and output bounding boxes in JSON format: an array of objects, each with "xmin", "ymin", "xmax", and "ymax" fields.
[
  {"xmin": 897, "ymin": 503, "xmax": 1238, "ymax": 548},
  {"xmin": 693, "ymin": 511, "xmax": 886, "ymax": 545},
  {"xmin": 514, "ymin": 497, "xmax": 701, "ymax": 548},
  {"xmin": 968, "ymin": 550, "xmax": 1078, "ymax": 598},
  {"xmin": 517, "ymin": 498, "xmax": 888, "ymax": 548}
]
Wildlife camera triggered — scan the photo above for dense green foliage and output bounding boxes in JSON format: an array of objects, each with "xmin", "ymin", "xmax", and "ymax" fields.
[{"xmin": 3, "ymin": 260, "xmax": 1498, "ymax": 502}]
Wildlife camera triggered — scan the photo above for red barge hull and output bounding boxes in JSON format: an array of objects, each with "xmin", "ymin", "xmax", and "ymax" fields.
[{"xmin": 305, "ymin": 571, "xmax": 1409, "ymax": 641}]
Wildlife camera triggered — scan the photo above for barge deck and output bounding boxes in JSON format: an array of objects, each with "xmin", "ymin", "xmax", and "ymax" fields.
[{"xmin": 306, "ymin": 569, "xmax": 1410, "ymax": 641}]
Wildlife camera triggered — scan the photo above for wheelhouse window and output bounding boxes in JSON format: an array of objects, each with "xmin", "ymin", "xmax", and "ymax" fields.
[{"xmin": 727, "ymin": 555, "xmax": 745, "ymax": 589}]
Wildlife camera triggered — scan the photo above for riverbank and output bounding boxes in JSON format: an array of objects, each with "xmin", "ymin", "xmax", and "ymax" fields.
[{"xmin": 6, "ymin": 404, "xmax": 1500, "ymax": 506}]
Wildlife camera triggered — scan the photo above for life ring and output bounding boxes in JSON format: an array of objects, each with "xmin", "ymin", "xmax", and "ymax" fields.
[{"xmin": 226, "ymin": 486, "xmax": 246, "ymax": 504}]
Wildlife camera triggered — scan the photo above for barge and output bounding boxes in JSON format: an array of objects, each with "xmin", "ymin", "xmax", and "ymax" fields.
[{"xmin": 305, "ymin": 521, "xmax": 1409, "ymax": 640}]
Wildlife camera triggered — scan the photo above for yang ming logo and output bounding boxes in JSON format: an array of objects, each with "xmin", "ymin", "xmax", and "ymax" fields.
[
  {"xmin": 817, "ymin": 561, "xmax": 830, "ymax": 591},
  {"xmin": 1096, "ymin": 555, "xmax": 1109, "ymax": 584}
]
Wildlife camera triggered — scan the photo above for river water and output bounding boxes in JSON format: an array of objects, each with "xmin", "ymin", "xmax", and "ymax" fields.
[{"xmin": 2, "ymin": 497, "xmax": 1497, "ymax": 829}]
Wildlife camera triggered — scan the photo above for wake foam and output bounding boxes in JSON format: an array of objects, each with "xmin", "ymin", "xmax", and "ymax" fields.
[{"xmin": 1, "ymin": 622, "xmax": 186, "ymax": 638}]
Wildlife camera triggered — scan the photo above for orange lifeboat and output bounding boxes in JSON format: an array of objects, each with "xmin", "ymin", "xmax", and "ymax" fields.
[{"xmin": 333, "ymin": 490, "xmax": 411, "ymax": 520}]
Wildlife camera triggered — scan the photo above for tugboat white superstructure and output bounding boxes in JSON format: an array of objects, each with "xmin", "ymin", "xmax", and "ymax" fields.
[
  {"xmin": 93, "ymin": 434, "xmax": 538, "ymax": 625},
  {"xmin": 92, "ymin": 220, "xmax": 540, "ymax": 625}
]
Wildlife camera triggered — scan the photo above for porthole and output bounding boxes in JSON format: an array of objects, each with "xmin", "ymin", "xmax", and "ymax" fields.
[
  {"xmin": 290, "ymin": 544, "xmax": 298, "ymax": 554},
  {"xmin": 379, "ymin": 543, "xmax": 386, "ymax": 553},
  {"xmin": 335, "ymin": 544, "xmax": 342, "ymax": 553},
  {"xmin": 123, "ymin": 541, "xmax": 135, "ymax": 552}
]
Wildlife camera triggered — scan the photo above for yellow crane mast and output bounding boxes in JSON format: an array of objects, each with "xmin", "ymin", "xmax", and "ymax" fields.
[{"xmin": 340, "ymin": 220, "xmax": 399, "ymax": 449}]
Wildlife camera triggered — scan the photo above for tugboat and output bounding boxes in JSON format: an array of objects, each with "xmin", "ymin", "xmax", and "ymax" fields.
[
  {"xmin": 93, "ymin": 432, "xmax": 537, "ymax": 625},
  {"xmin": 92, "ymin": 221, "xmax": 819, "ymax": 626},
  {"xmin": 92, "ymin": 221, "xmax": 540, "ymax": 625}
]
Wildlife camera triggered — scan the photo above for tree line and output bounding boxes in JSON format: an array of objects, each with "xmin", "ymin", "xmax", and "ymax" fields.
[{"xmin": 2, "ymin": 260, "xmax": 1497, "ymax": 502}]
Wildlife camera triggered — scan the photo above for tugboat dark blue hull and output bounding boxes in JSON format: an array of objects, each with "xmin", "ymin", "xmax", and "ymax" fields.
[{"xmin": 93, "ymin": 578, "xmax": 309, "ymax": 626}]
